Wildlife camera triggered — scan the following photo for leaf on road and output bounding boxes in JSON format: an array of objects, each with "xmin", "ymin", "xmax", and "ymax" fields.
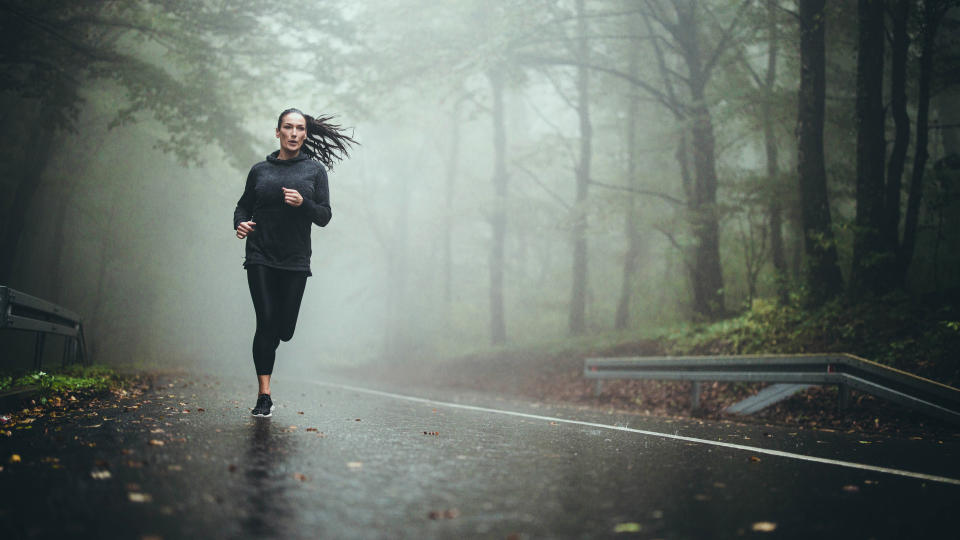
[
  {"xmin": 751, "ymin": 522, "xmax": 777, "ymax": 532},
  {"xmin": 842, "ymin": 484, "xmax": 860, "ymax": 493},
  {"xmin": 91, "ymin": 469, "xmax": 112, "ymax": 480},
  {"xmin": 149, "ymin": 439, "xmax": 165, "ymax": 446},
  {"xmin": 347, "ymin": 461, "xmax": 363, "ymax": 470},
  {"xmin": 293, "ymin": 473, "xmax": 307, "ymax": 481},
  {"xmin": 298, "ymin": 411, "xmax": 304, "ymax": 415},
  {"xmin": 306, "ymin": 427, "xmax": 319, "ymax": 432},
  {"xmin": 128, "ymin": 492, "xmax": 153, "ymax": 503},
  {"xmin": 422, "ymin": 431, "xmax": 439, "ymax": 436},
  {"xmin": 9, "ymin": 454, "xmax": 21, "ymax": 463},
  {"xmin": 197, "ymin": 408, "xmax": 205, "ymax": 412},
  {"xmin": 428, "ymin": 508, "xmax": 460, "ymax": 520},
  {"xmin": 355, "ymin": 418, "xmax": 361, "ymax": 422},
  {"xmin": 749, "ymin": 456, "xmax": 761, "ymax": 463},
  {"xmin": 858, "ymin": 440, "xmax": 871, "ymax": 444},
  {"xmin": 613, "ymin": 522, "xmax": 642, "ymax": 533},
  {"xmin": 83, "ymin": 424, "xmax": 102, "ymax": 429}
]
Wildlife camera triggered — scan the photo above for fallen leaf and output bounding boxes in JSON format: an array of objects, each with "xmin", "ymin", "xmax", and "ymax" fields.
[
  {"xmin": 355, "ymin": 418, "xmax": 361, "ymax": 422},
  {"xmin": 83, "ymin": 424, "xmax": 102, "ymax": 429},
  {"xmin": 306, "ymin": 427, "xmax": 319, "ymax": 432},
  {"xmin": 613, "ymin": 522, "xmax": 642, "ymax": 533},
  {"xmin": 858, "ymin": 440, "xmax": 871, "ymax": 444},
  {"xmin": 298, "ymin": 411, "xmax": 304, "ymax": 415},
  {"xmin": 91, "ymin": 470, "xmax": 112, "ymax": 480},
  {"xmin": 751, "ymin": 522, "xmax": 777, "ymax": 532},
  {"xmin": 842, "ymin": 484, "xmax": 860, "ymax": 493},
  {"xmin": 293, "ymin": 473, "xmax": 307, "ymax": 481},
  {"xmin": 150, "ymin": 429, "xmax": 165, "ymax": 434},
  {"xmin": 347, "ymin": 461, "xmax": 363, "ymax": 470},
  {"xmin": 9, "ymin": 454, "xmax": 21, "ymax": 463},
  {"xmin": 149, "ymin": 439, "xmax": 165, "ymax": 446},
  {"xmin": 197, "ymin": 408, "xmax": 205, "ymax": 412},
  {"xmin": 749, "ymin": 456, "xmax": 761, "ymax": 463},
  {"xmin": 128, "ymin": 492, "xmax": 153, "ymax": 503}
]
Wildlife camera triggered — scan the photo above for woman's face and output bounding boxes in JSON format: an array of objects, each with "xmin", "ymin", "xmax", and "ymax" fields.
[{"xmin": 276, "ymin": 112, "xmax": 307, "ymax": 155}]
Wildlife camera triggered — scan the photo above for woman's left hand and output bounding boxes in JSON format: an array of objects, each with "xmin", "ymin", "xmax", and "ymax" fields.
[{"xmin": 281, "ymin": 187, "xmax": 304, "ymax": 207}]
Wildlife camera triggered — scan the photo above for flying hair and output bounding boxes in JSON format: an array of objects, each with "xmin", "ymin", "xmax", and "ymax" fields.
[{"xmin": 277, "ymin": 108, "xmax": 358, "ymax": 169}]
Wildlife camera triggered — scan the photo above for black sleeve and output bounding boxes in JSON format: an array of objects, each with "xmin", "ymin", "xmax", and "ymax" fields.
[
  {"xmin": 299, "ymin": 166, "xmax": 332, "ymax": 227},
  {"xmin": 233, "ymin": 167, "xmax": 257, "ymax": 230}
]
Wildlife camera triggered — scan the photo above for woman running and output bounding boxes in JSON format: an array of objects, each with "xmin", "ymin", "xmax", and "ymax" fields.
[{"xmin": 234, "ymin": 108, "xmax": 356, "ymax": 417}]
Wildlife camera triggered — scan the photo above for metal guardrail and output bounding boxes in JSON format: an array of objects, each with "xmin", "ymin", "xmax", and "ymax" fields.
[
  {"xmin": 584, "ymin": 354, "xmax": 960, "ymax": 425},
  {"xmin": 0, "ymin": 286, "xmax": 87, "ymax": 369}
]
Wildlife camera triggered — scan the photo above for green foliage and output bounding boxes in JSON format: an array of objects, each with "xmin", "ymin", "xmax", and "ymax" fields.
[
  {"xmin": 0, "ymin": 365, "xmax": 119, "ymax": 396},
  {"xmin": 664, "ymin": 295, "xmax": 960, "ymax": 385}
]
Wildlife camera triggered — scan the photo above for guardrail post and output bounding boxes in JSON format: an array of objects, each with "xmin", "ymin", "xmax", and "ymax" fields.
[
  {"xmin": 594, "ymin": 379, "xmax": 603, "ymax": 397},
  {"xmin": 33, "ymin": 332, "xmax": 46, "ymax": 370},
  {"xmin": 691, "ymin": 381, "xmax": 701, "ymax": 410},
  {"xmin": 838, "ymin": 383, "xmax": 850, "ymax": 412}
]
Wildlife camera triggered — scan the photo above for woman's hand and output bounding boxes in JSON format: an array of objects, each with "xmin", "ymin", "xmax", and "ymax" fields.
[
  {"xmin": 282, "ymin": 187, "xmax": 304, "ymax": 207},
  {"xmin": 236, "ymin": 220, "xmax": 256, "ymax": 239}
]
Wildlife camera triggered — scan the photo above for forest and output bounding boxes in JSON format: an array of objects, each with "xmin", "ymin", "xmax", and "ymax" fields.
[{"xmin": 1, "ymin": 0, "xmax": 958, "ymax": 386}]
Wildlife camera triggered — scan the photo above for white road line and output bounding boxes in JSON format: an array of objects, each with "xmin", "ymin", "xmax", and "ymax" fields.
[{"xmin": 304, "ymin": 379, "xmax": 960, "ymax": 487}]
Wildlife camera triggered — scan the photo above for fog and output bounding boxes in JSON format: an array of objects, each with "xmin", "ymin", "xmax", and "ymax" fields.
[{"xmin": 2, "ymin": 0, "xmax": 958, "ymax": 377}]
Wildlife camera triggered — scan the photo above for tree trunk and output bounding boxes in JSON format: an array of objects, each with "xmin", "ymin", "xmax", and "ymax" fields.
[
  {"xmin": 676, "ymin": 6, "xmax": 725, "ymax": 319},
  {"xmin": 488, "ymin": 69, "xmax": 507, "ymax": 345},
  {"xmin": 615, "ymin": 36, "xmax": 642, "ymax": 331},
  {"xmin": 0, "ymin": 140, "xmax": 49, "ymax": 284},
  {"xmin": 883, "ymin": 0, "xmax": 910, "ymax": 268},
  {"xmin": 900, "ymin": 0, "xmax": 945, "ymax": 283},
  {"xmin": 443, "ymin": 99, "xmax": 462, "ymax": 308},
  {"xmin": 383, "ymin": 170, "xmax": 410, "ymax": 359},
  {"xmin": 764, "ymin": 0, "xmax": 788, "ymax": 304},
  {"xmin": 569, "ymin": 0, "xmax": 591, "ymax": 335},
  {"xmin": 851, "ymin": 0, "xmax": 888, "ymax": 296},
  {"xmin": 797, "ymin": 0, "xmax": 844, "ymax": 305}
]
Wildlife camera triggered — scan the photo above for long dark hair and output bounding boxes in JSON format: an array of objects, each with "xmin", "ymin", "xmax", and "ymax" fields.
[{"xmin": 277, "ymin": 108, "xmax": 357, "ymax": 169}]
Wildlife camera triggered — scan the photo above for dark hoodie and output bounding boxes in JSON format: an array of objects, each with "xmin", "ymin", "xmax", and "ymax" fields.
[{"xmin": 233, "ymin": 150, "xmax": 331, "ymax": 275}]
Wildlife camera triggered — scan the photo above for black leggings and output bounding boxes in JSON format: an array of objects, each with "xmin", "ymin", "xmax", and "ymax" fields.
[{"xmin": 246, "ymin": 265, "xmax": 308, "ymax": 376}]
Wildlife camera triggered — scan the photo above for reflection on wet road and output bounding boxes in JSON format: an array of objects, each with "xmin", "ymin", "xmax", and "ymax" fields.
[{"xmin": 1, "ymin": 371, "xmax": 957, "ymax": 538}]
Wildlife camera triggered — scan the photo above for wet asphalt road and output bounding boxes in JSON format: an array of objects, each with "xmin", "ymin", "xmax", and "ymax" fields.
[{"xmin": 1, "ymin": 371, "xmax": 958, "ymax": 539}]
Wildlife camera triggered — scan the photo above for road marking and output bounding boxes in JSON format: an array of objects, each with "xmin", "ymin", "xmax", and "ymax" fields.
[{"xmin": 304, "ymin": 379, "xmax": 960, "ymax": 487}]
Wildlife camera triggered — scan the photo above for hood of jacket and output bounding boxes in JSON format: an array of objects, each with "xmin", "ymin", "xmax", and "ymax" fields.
[{"xmin": 266, "ymin": 150, "xmax": 311, "ymax": 165}]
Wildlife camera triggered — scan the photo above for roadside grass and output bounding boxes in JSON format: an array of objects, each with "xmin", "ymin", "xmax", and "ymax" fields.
[{"xmin": 0, "ymin": 364, "xmax": 126, "ymax": 404}]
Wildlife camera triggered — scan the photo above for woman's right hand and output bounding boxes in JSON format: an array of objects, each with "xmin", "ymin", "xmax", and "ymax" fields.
[{"xmin": 236, "ymin": 220, "xmax": 256, "ymax": 239}]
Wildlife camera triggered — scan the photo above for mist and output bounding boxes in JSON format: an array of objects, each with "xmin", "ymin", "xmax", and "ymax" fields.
[{"xmin": 2, "ymin": 0, "xmax": 959, "ymax": 380}]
